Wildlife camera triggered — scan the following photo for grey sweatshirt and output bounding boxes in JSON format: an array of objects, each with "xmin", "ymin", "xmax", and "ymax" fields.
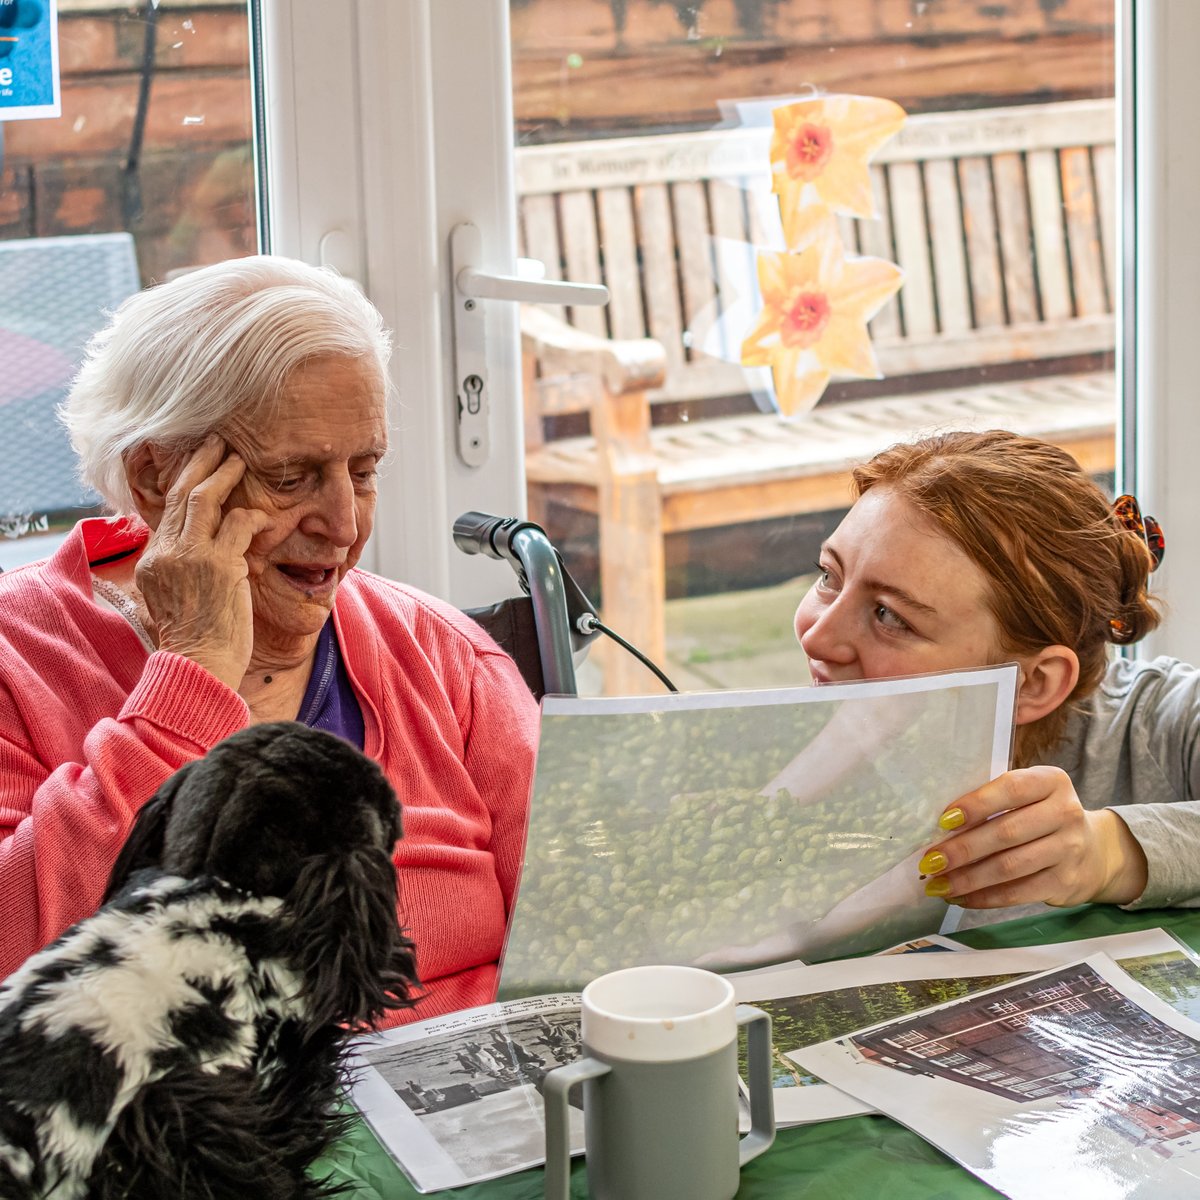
[
  {"xmin": 1044, "ymin": 655, "xmax": 1200, "ymax": 909},
  {"xmin": 955, "ymin": 656, "xmax": 1200, "ymax": 933}
]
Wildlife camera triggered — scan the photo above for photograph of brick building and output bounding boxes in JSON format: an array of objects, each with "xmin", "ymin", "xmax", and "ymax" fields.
[{"xmin": 851, "ymin": 960, "xmax": 1200, "ymax": 1150}]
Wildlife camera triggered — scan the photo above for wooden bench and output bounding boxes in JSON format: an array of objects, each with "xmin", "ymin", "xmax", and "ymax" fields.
[{"xmin": 517, "ymin": 98, "xmax": 1117, "ymax": 694}]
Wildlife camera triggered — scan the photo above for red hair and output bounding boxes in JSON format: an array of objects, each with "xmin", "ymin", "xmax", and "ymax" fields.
[{"xmin": 852, "ymin": 431, "xmax": 1161, "ymax": 764}]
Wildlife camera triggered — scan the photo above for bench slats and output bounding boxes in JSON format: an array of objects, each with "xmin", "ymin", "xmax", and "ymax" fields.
[
  {"xmin": 745, "ymin": 186, "xmax": 770, "ymax": 247},
  {"xmin": 924, "ymin": 158, "xmax": 972, "ymax": 334},
  {"xmin": 559, "ymin": 191, "xmax": 608, "ymax": 337},
  {"xmin": 889, "ymin": 161, "xmax": 937, "ymax": 337},
  {"xmin": 957, "ymin": 156, "xmax": 1005, "ymax": 329},
  {"xmin": 522, "ymin": 193, "xmax": 567, "ymax": 323},
  {"xmin": 709, "ymin": 179, "xmax": 756, "ymax": 354},
  {"xmin": 671, "ymin": 180, "xmax": 715, "ymax": 354},
  {"xmin": 862, "ymin": 166, "xmax": 901, "ymax": 338},
  {"xmin": 991, "ymin": 151, "xmax": 1040, "ymax": 324},
  {"xmin": 708, "ymin": 179, "xmax": 746, "ymax": 245},
  {"xmin": 1027, "ymin": 148, "xmax": 1073, "ymax": 321},
  {"xmin": 634, "ymin": 183, "xmax": 686, "ymax": 370},
  {"xmin": 837, "ymin": 213, "xmax": 860, "ymax": 253},
  {"xmin": 597, "ymin": 186, "xmax": 646, "ymax": 340},
  {"xmin": 1093, "ymin": 142, "xmax": 1118, "ymax": 302},
  {"xmin": 1060, "ymin": 146, "xmax": 1109, "ymax": 317}
]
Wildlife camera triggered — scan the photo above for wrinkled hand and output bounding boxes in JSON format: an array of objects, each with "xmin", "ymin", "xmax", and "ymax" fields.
[
  {"xmin": 134, "ymin": 435, "xmax": 272, "ymax": 689},
  {"xmin": 919, "ymin": 766, "xmax": 1148, "ymax": 909}
]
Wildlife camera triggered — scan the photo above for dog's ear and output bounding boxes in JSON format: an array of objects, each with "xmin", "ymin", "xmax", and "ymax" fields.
[
  {"xmin": 283, "ymin": 847, "xmax": 420, "ymax": 1032},
  {"xmin": 103, "ymin": 766, "xmax": 192, "ymax": 901}
]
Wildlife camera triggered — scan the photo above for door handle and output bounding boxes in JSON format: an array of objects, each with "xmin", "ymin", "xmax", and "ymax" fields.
[
  {"xmin": 456, "ymin": 263, "xmax": 608, "ymax": 307},
  {"xmin": 449, "ymin": 221, "xmax": 609, "ymax": 467}
]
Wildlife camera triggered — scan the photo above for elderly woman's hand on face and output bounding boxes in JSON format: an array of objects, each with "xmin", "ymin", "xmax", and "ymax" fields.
[
  {"xmin": 918, "ymin": 765, "xmax": 1150, "ymax": 909},
  {"xmin": 134, "ymin": 434, "xmax": 272, "ymax": 690}
]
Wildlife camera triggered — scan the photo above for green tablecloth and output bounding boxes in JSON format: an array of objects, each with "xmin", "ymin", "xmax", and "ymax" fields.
[{"xmin": 314, "ymin": 905, "xmax": 1200, "ymax": 1199}]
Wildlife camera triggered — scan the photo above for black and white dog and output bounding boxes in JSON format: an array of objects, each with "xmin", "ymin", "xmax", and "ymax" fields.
[{"xmin": 0, "ymin": 722, "xmax": 420, "ymax": 1200}]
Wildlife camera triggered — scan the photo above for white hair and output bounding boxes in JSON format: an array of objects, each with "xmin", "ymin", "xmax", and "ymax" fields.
[{"xmin": 60, "ymin": 255, "xmax": 393, "ymax": 515}]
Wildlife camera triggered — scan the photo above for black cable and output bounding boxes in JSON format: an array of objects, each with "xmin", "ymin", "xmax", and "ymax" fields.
[
  {"xmin": 578, "ymin": 614, "xmax": 678, "ymax": 693},
  {"xmin": 453, "ymin": 512, "xmax": 676, "ymax": 693}
]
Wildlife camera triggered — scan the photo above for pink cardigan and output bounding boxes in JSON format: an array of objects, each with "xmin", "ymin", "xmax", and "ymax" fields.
[{"xmin": 0, "ymin": 519, "xmax": 539, "ymax": 1024}]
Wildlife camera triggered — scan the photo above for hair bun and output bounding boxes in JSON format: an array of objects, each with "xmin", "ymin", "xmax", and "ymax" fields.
[{"xmin": 1107, "ymin": 529, "xmax": 1163, "ymax": 645}]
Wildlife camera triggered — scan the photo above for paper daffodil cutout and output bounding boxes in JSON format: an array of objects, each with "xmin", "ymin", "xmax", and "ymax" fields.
[
  {"xmin": 771, "ymin": 94, "xmax": 907, "ymax": 251},
  {"xmin": 740, "ymin": 241, "xmax": 904, "ymax": 417}
]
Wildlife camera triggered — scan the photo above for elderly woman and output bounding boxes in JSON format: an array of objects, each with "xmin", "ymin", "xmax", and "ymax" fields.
[{"xmin": 0, "ymin": 256, "xmax": 538, "ymax": 1022}]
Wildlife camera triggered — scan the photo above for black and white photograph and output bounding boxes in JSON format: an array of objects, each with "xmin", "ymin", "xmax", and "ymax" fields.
[
  {"xmin": 348, "ymin": 996, "xmax": 585, "ymax": 1192},
  {"xmin": 366, "ymin": 1009, "xmax": 581, "ymax": 1116}
]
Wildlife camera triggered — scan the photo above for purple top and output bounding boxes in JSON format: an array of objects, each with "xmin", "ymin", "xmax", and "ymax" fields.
[{"xmin": 297, "ymin": 619, "xmax": 365, "ymax": 749}]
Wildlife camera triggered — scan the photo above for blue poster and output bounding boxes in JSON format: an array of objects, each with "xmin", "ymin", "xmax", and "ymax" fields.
[{"xmin": 0, "ymin": 0, "xmax": 60, "ymax": 122}]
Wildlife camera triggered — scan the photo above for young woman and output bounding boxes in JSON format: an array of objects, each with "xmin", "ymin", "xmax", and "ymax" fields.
[{"xmin": 795, "ymin": 429, "xmax": 1196, "ymax": 918}]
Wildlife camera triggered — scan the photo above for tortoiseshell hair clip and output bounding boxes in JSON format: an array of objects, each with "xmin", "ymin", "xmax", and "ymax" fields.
[
  {"xmin": 1112, "ymin": 494, "xmax": 1165, "ymax": 570},
  {"xmin": 1109, "ymin": 494, "xmax": 1164, "ymax": 642}
]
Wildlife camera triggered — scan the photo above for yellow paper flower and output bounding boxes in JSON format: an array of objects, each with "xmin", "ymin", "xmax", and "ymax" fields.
[
  {"xmin": 771, "ymin": 94, "xmax": 907, "ymax": 251},
  {"xmin": 740, "ymin": 241, "xmax": 904, "ymax": 417}
]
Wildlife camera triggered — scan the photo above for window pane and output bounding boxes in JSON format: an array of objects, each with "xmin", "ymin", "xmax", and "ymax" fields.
[
  {"xmin": 0, "ymin": 0, "xmax": 257, "ymax": 562},
  {"xmin": 511, "ymin": 0, "xmax": 1115, "ymax": 695}
]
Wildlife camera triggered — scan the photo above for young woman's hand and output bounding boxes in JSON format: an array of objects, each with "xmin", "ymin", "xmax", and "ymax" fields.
[
  {"xmin": 918, "ymin": 765, "xmax": 1149, "ymax": 908},
  {"xmin": 135, "ymin": 435, "xmax": 272, "ymax": 690}
]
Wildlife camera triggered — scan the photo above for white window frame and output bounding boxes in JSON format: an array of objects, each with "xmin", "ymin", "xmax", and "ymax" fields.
[
  {"xmin": 258, "ymin": 0, "xmax": 525, "ymax": 609},
  {"xmin": 259, "ymin": 0, "xmax": 1200, "ymax": 654},
  {"xmin": 1129, "ymin": 0, "xmax": 1200, "ymax": 665}
]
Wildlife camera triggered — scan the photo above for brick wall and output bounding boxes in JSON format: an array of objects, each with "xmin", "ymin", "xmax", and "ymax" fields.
[
  {"xmin": 512, "ymin": 0, "xmax": 1115, "ymax": 140},
  {"xmin": 0, "ymin": 0, "xmax": 1115, "ymax": 279},
  {"xmin": 0, "ymin": 2, "xmax": 253, "ymax": 283}
]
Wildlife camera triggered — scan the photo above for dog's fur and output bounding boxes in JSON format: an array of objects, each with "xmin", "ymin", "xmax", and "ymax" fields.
[{"xmin": 0, "ymin": 722, "xmax": 419, "ymax": 1200}]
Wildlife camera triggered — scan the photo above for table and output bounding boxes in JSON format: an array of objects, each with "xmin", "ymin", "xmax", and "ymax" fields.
[{"xmin": 314, "ymin": 904, "xmax": 1200, "ymax": 1199}]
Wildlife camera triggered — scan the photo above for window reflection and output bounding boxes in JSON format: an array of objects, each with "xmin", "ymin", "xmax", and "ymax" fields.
[
  {"xmin": 511, "ymin": 0, "xmax": 1116, "ymax": 694},
  {"xmin": 0, "ymin": 2, "xmax": 256, "ymax": 562}
]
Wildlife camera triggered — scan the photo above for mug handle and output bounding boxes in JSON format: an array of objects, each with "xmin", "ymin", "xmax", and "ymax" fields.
[
  {"xmin": 543, "ymin": 1056, "xmax": 611, "ymax": 1200},
  {"xmin": 735, "ymin": 1003, "xmax": 776, "ymax": 1165}
]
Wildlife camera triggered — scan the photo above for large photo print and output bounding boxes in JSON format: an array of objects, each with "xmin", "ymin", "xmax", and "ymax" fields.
[{"xmin": 500, "ymin": 666, "xmax": 1018, "ymax": 997}]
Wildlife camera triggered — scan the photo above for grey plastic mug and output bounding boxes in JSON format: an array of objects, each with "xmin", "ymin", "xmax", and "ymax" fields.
[{"xmin": 542, "ymin": 964, "xmax": 775, "ymax": 1200}]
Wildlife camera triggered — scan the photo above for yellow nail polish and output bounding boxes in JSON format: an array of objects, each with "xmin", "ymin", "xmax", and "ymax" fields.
[
  {"xmin": 918, "ymin": 851, "xmax": 948, "ymax": 875},
  {"xmin": 924, "ymin": 877, "xmax": 952, "ymax": 898},
  {"xmin": 939, "ymin": 807, "xmax": 966, "ymax": 831}
]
